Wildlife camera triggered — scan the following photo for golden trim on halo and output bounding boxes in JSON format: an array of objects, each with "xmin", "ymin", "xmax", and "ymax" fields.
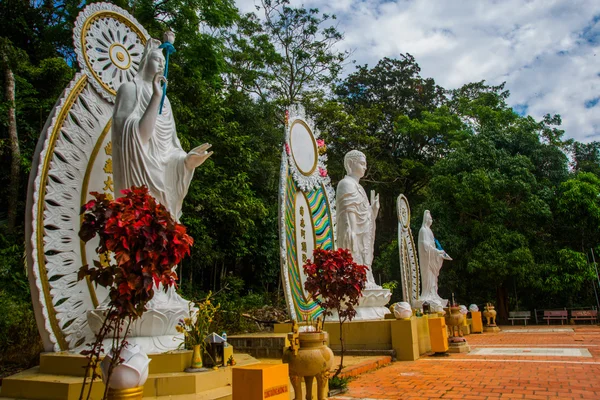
[
  {"xmin": 36, "ymin": 75, "xmax": 88, "ymax": 350},
  {"xmin": 79, "ymin": 119, "xmax": 113, "ymax": 309},
  {"xmin": 108, "ymin": 43, "xmax": 131, "ymax": 70}
]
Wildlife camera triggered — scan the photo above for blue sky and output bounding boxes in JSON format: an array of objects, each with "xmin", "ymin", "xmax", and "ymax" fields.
[{"xmin": 236, "ymin": 0, "xmax": 600, "ymax": 143}]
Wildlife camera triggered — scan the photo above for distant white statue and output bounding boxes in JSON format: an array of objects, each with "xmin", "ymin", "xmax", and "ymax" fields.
[
  {"xmin": 418, "ymin": 210, "xmax": 452, "ymax": 308},
  {"xmin": 336, "ymin": 150, "xmax": 380, "ymax": 288},
  {"xmin": 112, "ymin": 38, "xmax": 212, "ymax": 220}
]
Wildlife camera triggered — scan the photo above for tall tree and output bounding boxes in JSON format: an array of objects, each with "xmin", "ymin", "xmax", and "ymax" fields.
[
  {"xmin": 1, "ymin": 40, "xmax": 20, "ymax": 232},
  {"xmin": 425, "ymin": 82, "xmax": 582, "ymax": 318},
  {"xmin": 226, "ymin": 0, "xmax": 349, "ymax": 109}
]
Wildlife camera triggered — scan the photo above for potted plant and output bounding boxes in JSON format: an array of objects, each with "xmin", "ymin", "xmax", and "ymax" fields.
[
  {"xmin": 77, "ymin": 185, "xmax": 194, "ymax": 400},
  {"xmin": 176, "ymin": 293, "xmax": 220, "ymax": 369},
  {"xmin": 303, "ymin": 248, "xmax": 367, "ymax": 379}
]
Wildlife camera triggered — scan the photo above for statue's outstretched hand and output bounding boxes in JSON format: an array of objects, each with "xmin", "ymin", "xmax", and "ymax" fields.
[
  {"xmin": 152, "ymin": 73, "xmax": 166, "ymax": 99},
  {"xmin": 185, "ymin": 143, "xmax": 213, "ymax": 169},
  {"xmin": 370, "ymin": 190, "xmax": 380, "ymax": 215}
]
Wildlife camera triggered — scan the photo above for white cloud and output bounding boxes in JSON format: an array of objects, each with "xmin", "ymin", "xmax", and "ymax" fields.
[{"xmin": 235, "ymin": 0, "xmax": 600, "ymax": 142}]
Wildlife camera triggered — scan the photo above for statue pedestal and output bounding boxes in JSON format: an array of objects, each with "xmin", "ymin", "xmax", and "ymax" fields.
[
  {"xmin": 412, "ymin": 297, "xmax": 448, "ymax": 311},
  {"xmin": 325, "ymin": 288, "xmax": 391, "ymax": 321},
  {"xmin": 448, "ymin": 337, "xmax": 470, "ymax": 353},
  {"xmin": 484, "ymin": 325, "xmax": 501, "ymax": 333},
  {"xmin": 87, "ymin": 287, "xmax": 192, "ymax": 353},
  {"xmin": 470, "ymin": 311, "xmax": 484, "ymax": 333},
  {"xmin": 427, "ymin": 316, "xmax": 449, "ymax": 354}
]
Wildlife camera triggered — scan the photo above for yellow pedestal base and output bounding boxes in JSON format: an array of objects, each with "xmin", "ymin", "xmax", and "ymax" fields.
[
  {"xmin": 107, "ymin": 386, "xmax": 144, "ymax": 400},
  {"xmin": 484, "ymin": 325, "xmax": 501, "ymax": 333},
  {"xmin": 391, "ymin": 317, "xmax": 419, "ymax": 361},
  {"xmin": 0, "ymin": 347, "xmax": 261, "ymax": 400},
  {"xmin": 416, "ymin": 316, "xmax": 432, "ymax": 355},
  {"xmin": 275, "ymin": 319, "xmax": 425, "ymax": 362},
  {"xmin": 232, "ymin": 363, "xmax": 289, "ymax": 400},
  {"xmin": 470, "ymin": 311, "xmax": 483, "ymax": 333},
  {"xmin": 428, "ymin": 317, "xmax": 449, "ymax": 354}
]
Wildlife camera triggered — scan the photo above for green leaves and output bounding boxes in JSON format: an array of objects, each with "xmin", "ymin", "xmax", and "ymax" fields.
[{"xmin": 225, "ymin": 0, "xmax": 350, "ymax": 108}]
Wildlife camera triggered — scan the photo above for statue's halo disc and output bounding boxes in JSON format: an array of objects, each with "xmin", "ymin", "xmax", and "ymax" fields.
[
  {"xmin": 397, "ymin": 194, "xmax": 411, "ymax": 229},
  {"xmin": 73, "ymin": 3, "xmax": 149, "ymax": 102},
  {"xmin": 290, "ymin": 120, "xmax": 318, "ymax": 176}
]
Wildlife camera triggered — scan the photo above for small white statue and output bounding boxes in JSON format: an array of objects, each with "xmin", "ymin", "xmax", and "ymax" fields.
[
  {"xmin": 112, "ymin": 38, "xmax": 212, "ymax": 220},
  {"xmin": 336, "ymin": 150, "xmax": 380, "ymax": 288},
  {"xmin": 393, "ymin": 302, "xmax": 413, "ymax": 319},
  {"xmin": 418, "ymin": 210, "xmax": 452, "ymax": 308},
  {"xmin": 469, "ymin": 304, "xmax": 479, "ymax": 312},
  {"xmin": 459, "ymin": 305, "xmax": 468, "ymax": 315},
  {"xmin": 100, "ymin": 343, "xmax": 150, "ymax": 390}
]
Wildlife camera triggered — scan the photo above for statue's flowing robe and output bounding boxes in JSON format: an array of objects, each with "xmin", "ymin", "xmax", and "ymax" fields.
[
  {"xmin": 418, "ymin": 225, "xmax": 444, "ymax": 303},
  {"xmin": 112, "ymin": 79, "xmax": 193, "ymax": 221},
  {"xmin": 336, "ymin": 176, "xmax": 376, "ymax": 285}
]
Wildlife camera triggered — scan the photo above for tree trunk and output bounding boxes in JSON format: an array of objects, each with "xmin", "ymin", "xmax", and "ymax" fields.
[
  {"xmin": 332, "ymin": 316, "xmax": 345, "ymax": 379},
  {"xmin": 4, "ymin": 54, "xmax": 20, "ymax": 233},
  {"xmin": 496, "ymin": 284, "xmax": 509, "ymax": 324}
]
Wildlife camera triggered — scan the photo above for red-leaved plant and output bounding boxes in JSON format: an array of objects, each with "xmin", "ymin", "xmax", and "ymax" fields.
[
  {"xmin": 77, "ymin": 185, "xmax": 193, "ymax": 399},
  {"xmin": 303, "ymin": 248, "xmax": 367, "ymax": 379}
]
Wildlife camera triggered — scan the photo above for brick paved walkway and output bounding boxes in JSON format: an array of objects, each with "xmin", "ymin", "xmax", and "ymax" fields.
[{"xmin": 333, "ymin": 325, "xmax": 600, "ymax": 399}]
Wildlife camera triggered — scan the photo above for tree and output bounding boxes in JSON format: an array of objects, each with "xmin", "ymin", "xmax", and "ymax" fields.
[
  {"xmin": 424, "ymin": 82, "xmax": 573, "ymax": 319},
  {"xmin": 0, "ymin": 40, "xmax": 20, "ymax": 232},
  {"xmin": 571, "ymin": 141, "xmax": 600, "ymax": 177},
  {"xmin": 226, "ymin": 0, "xmax": 349, "ymax": 108}
]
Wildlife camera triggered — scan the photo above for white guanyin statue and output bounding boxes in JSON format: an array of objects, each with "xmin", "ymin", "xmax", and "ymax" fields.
[
  {"xmin": 89, "ymin": 36, "xmax": 212, "ymax": 353},
  {"xmin": 417, "ymin": 210, "xmax": 452, "ymax": 309},
  {"xmin": 335, "ymin": 150, "xmax": 391, "ymax": 320}
]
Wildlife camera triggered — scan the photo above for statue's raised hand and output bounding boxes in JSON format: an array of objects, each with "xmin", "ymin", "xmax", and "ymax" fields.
[
  {"xmin": 370, "ymin": 190, "xmax": 380, "ymax": 215},
  {"xmin": 185, "ymin": 143, "xmax": 213, "ymax": 169},
  {"xmin": 152, "ymin": 73, "xmax": 166, "ymax": 99}
]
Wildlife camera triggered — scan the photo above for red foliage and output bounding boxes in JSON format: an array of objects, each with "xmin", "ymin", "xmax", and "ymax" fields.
[
  {"xmin": 78, "ymin": 186, "xmax": 193, "ymax": 319},
  {"xmin": 303, "ymin": 248, "xmax": 367, "ymax": 322}
]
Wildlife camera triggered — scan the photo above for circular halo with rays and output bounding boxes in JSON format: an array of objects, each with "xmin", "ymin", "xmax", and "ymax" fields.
[{"xmin": 73, "ymin": 3, "xmax": 149, "ymax": 102}]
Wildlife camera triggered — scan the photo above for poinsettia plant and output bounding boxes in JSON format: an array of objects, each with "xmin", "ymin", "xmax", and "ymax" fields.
[
  {"xmin": 77, "ymin": 185, "xmax": 193, "ymax": 399},
  {"xmin": 303, "ymin": 247, "xmax": 367, "ymax": 379}
]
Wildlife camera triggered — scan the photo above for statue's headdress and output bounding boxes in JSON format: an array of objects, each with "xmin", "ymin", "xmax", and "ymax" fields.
[
  {"xmin": 421, "ymin": 210, "xmax": 431, "ymax": 228},
  {"xmin": 137, "ymin": 38, "xmax": 162, "ymax": 76},
  {"xmin": 343, "ymin": 150, "xmax": 366, "ymax": 174}
]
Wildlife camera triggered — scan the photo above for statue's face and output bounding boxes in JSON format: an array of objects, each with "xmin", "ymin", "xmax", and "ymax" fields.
[
  {"xmin": 351, "ymin": 156, "xmax": 367, "ymax": 178},
  {"xmin": 145, "ymin": 51, "xmax": 165, "ymax": 76},
  {"xmin": 425, "ymin": 211, "xmax": 433, "ymax": 227}
]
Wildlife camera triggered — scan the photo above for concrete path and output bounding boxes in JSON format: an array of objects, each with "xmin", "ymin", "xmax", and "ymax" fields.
[{"xmin": 333, "ymin": 325, "xmax": 600, "ymax": 399}]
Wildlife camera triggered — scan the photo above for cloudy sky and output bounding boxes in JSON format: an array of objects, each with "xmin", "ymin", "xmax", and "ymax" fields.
[{"xmin": 236, "ymin": 0, "xmax": 600, "ymax": 143}]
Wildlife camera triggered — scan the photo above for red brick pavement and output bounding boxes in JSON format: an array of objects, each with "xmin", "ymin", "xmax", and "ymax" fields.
[{"xmin": 333, "ymin": 326, "xmax": 600, "ymax": 400}]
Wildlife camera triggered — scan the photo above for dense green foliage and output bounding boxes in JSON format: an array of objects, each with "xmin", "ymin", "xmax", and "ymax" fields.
[{"xmin": 1, "ymin": 0, "xmax": 600, "ymax": 373}]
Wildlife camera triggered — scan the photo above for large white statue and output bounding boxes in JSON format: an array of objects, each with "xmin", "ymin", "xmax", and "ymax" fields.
[
  {"xmin": 335, "ymin": 150, "xmax": 391, "ymax": 320},
  {"xmin": 336, "ymin": 150, "xmax": 380, "ymax": 287},
  {"xmin": 90, "ymin": 36, "xmax": 213, "ymax": 352},
  {"xmin": 418, "ymin": 210, "xmax": 452, "ymax": 308},
  {"xmin": 112, "ymin": 38, "xmax": 212, "ymax": 220}
]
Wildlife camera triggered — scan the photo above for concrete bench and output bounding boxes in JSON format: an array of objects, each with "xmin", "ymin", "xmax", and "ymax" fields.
[
  {"xmin": 508, "ymin": 311, "xmax": 531, "ymax": 325},
  {"xmin": 543, "ymin": 310, "xmax": 568, "ymax": 325},
  {"xmin": 571, "ymin": 310, "xmax": 597, "ymax": 324}
]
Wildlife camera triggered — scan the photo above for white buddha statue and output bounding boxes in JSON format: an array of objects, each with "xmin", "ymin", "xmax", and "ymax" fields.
[
  {"xmin": 336, "ymin": 150, "xmax": 379, "ymax": 288},
  {"xmin": 335, "ymin": 150, "xmax": 390, "ymax": 320},
  {"xmin": 418, "ymin": 210, "xmax": 452, "ymax": 308}
]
